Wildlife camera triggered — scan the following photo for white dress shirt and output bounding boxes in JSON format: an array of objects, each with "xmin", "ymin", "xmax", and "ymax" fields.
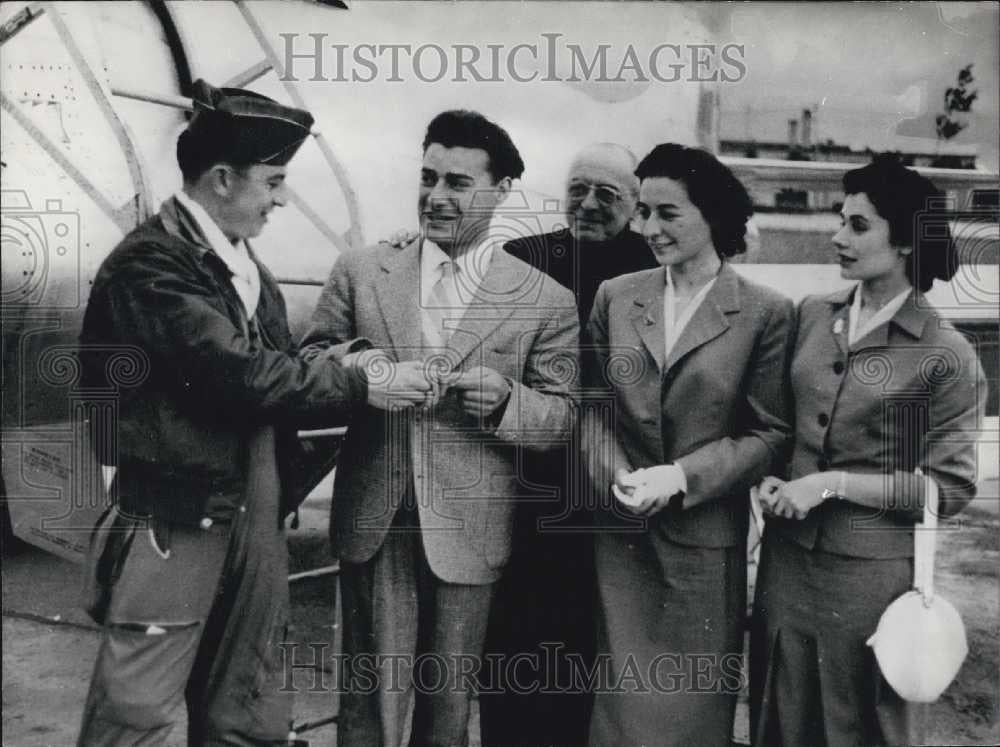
[
  {"xmin": 419, "ymin": 236, "xmax": 495, "ymax": 347},
  {"xmin": 174, "ymin": 191, "xmax": 261, "ymax": 318},
  {"xmin": 663, "ymin": 267, "xmax": 718, "ymax": 358},
  {"xmin": 643, "ymin": 267, "xmax": 718, "ymax": 499}
]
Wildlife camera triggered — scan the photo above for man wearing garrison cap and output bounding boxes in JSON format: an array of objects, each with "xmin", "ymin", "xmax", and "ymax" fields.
[{"xmin": 77, "ymin": 80, "xmax": 429, "ymax": 745}]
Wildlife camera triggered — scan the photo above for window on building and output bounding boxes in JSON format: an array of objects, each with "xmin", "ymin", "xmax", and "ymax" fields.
[{"xmin": 775, "ymin": 188, "xmax": 809, "ymax": 211}]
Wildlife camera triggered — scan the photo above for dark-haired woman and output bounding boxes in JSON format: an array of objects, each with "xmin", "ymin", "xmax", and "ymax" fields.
[
  {"xmin": 582, "ymin": 144, "xmax": 794, "ymax": 746},
  {"xmin": 750, "ymin": 158, "xmax": 986, "ymax": 746}
]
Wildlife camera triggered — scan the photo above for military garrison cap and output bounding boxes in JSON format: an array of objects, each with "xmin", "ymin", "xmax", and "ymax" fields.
[{"xmin": 177, "ymin": 79, "xmax": 315, "ymax": 169}]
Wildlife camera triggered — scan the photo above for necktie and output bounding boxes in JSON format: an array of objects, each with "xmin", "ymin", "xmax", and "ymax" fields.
[{"xmin": 425, "ymin": 260, "xmax": 457, "ymax": 346}]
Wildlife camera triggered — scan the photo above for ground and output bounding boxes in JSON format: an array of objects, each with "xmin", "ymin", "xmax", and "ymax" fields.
[{"xmin": 2, "ymin": 483, "xmax": 997, "ymax": 746}]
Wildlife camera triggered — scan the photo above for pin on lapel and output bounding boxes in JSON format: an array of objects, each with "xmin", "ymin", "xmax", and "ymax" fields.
[
  {"xmin": 833, "ymin": 318, "xmax": 844, "ymax": 335},
  {"xmin": 644, "ymin": 315, "xmax": 655, "ymax": 326}
]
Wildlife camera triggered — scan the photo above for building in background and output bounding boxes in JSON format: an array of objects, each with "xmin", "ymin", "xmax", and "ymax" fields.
[{"xmin": 721, "ymin": 109, "xmax": 985, "ymax": 212}]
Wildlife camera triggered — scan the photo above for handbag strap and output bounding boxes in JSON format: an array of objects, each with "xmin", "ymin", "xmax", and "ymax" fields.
[{"xmin": 913, "ymin": 468, "xmax": 938, "ymax": 606}]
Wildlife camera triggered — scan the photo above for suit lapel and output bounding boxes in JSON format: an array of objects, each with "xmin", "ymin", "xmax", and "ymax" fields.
[
  {"xmin": 850, "ymin": 288, "xmax": 926, "ymax": 352},
  {"xmin": 628, "ymin": 267, "xmax": 667, "ymax": 373},
  {"xmin": 890, "ymin": 290, "xmax": 928, "ymax": 339},
  {"xmin": 663, "ymin": 263, "xmax": 740, "ymax": 375},
  {"xmin": 850, "ymin": 322, "xmax": 889, "ymax": 352},
  {"xmin": 446, "ymin": 249, "xmax": 521, "ymax": 367},
  {"xmin": 374, "ymin": 238, "xmax": 423, "ymax": 358}
]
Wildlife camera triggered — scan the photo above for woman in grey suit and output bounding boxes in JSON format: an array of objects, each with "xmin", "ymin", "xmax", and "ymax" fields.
[
  {"xmin": 750, "ymin": 158, "xmax": 987, "ymax": 746},
  {"xmin": 583, "ymin": 144, "xmax": 794, "ymax": 746}
]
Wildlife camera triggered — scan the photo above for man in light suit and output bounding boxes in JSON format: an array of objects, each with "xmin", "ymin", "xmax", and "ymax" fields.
[{"xmin": 301, "ymin": 109, "xmax": 579, "ymax": 747}]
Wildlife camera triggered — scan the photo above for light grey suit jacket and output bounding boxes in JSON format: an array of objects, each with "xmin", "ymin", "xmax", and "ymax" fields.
[
  {"xmin": 302, "ymin": 239, "xmax": 579, "ymax": 584},
  {"xmin": 583, "ymin": 262, "xmax": 795, "ymax": 547}
]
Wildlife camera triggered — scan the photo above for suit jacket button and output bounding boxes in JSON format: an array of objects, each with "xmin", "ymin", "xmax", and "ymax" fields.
[
  {"xmin": 833, "ymin": 361, "xmax": 845, "ymax": 375},
  {"xmin": 818, "ymin": 413, "xmax": 830, "ymax": 427}
]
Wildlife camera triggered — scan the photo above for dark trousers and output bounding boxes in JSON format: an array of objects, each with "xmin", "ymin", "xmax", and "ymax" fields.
[
  {"xmin": 479, "ymin": 514, "xmax": 595, "ymax": 747},
  {"xmin": 479, "ymin": 445, "xmax": 597, "ymax": 747},
  {"xmin": 78, "ymin": 430, "xmax": 291, "ymax": 746},
  {"xmin": 337, "ymin": 505, "xmax": 495, "ymax": 747}
]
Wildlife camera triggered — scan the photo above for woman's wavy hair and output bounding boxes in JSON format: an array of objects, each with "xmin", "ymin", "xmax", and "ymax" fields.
[
  {"xmin": 635, "ymin": 143, "xmax": 754, "ymax": 258},
  {"xmin": 843, "ymin": 156, "xmax": 957, "ymax": 292}
]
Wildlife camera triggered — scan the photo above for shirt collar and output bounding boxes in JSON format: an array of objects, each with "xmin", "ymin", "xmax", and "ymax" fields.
[
  {"xmin": 663, "ymin": 264, "xmax": 722, "ymax": 300},
  {"xmin": 421, "ymin": 235, "xmax": 495, "ymax": 284},
  {"xmin": 890, "ymin": 290, "xmax": 930, "ymax": 339},
  {"xmin": 174, "ymin": 191, "xmax": 255, "ymax": 278},
  {"xmin": 848, "ymin": 283, "xmax": 915, "ymax": 343},
  {"xmin": 849, "ymin": 283, "xmax": 912, "ymax": 318}
]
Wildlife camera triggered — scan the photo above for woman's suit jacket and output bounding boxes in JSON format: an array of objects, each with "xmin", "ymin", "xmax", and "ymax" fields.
[
  {"xmin": 583, "ymin": 263, "xmax": 795, "ymax": 546},
  {"xmin": 768, "ymin": 286, "xmax": 987, "ymax": 558}
]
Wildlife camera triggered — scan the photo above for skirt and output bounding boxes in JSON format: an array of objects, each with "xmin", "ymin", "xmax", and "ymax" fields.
[
  {"xmin": 589, "ymin": 528, "xmax": 745, "ymax": 747},
  {"xmin": 750, "ymin": 532, "xmax": 925, "ymax": 747}
]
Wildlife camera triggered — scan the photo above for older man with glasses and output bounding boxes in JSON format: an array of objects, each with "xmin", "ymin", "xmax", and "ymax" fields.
[
  {"xmin": 504, "ymin": 142, "xmax": 656, "ymax": 329},
  {"xmin": 480, "ymin": 143, "xmax": 658, "ymax": 747}
]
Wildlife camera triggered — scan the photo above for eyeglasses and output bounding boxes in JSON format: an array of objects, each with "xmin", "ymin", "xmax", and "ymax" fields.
[{"xmin": 567, "ymin": 181, "xmax": 624, "ymax": 207}]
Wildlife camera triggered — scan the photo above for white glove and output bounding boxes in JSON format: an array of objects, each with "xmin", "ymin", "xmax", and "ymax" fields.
[
  {"xmin": 627, "ymin": 464, "xmax": 687, "ymax": 517},
  {"xmin": 611, "ymin": 467, "xmax": 638, "ymax": 509}
]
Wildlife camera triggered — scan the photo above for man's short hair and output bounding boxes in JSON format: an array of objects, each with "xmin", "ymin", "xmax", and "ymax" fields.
[
  {"xmin": 571, "ymin": 142, "xmax": 640, "ymax": 197},
  {"xmin": 422, "ymin": 110, "xmax": 524, "ymax": 182},
  {"xmin": 177, "ymin": 137, "xmax": 250, "ymax": 183}
]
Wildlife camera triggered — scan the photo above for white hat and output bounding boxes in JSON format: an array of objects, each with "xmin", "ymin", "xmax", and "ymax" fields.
[{"xmin": 867, "ymin": 590, "xmax": 968, "ymax": 703}]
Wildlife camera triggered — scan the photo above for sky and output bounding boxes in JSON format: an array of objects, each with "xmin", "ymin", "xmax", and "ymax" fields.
[
  {"xmin": 4, "ymin": 0, "xmax": 995, "ymax": 264},
  {"xmin": 248, "ymin": 0, "xmax": 999, "ymax": 245},
  {"xmin": 708, "ymin": 2, "xmax": 999, "ymax": 169}
]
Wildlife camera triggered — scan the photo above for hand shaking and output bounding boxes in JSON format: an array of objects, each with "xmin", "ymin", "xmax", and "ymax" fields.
[
  {"xmin": 358, "ymin": 351, "xmax": 508, "ymax": 417},
  {"xmin": 358, "ymin": 350, "xmax": 438, "ymax": 411}
]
